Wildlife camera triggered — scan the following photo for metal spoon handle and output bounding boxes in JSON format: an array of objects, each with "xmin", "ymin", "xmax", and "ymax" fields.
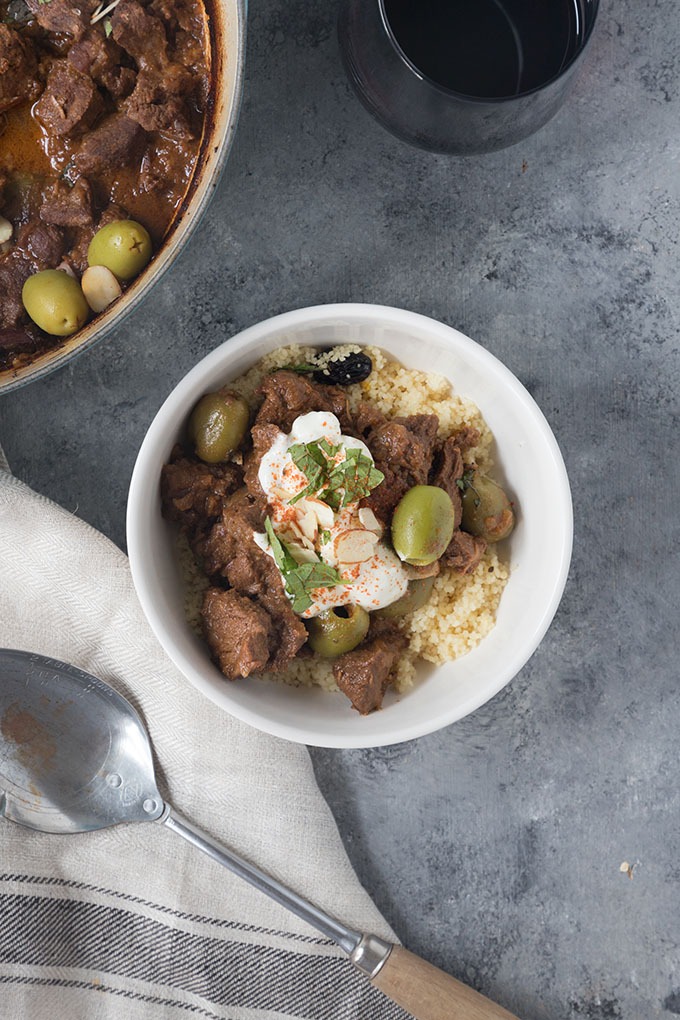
[
  {"xmin": 161, "ymin": 806, "xmax": 520, "ymax": 1019},
  {"xmin": 162, "ymin": 804, "xmax": 370, "ymax": 957}
]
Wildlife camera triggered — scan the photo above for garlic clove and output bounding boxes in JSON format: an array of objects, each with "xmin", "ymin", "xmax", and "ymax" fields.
[
  {"xmin": 0, "ymin": 215, "xmax": 13, "ymax": 244},
  {"xmin": 81, "ymin": 264, "xmax": 122, "ymax": 313},
  {"xmin": 56, "ymin": 260, "xmax": 77, "ymax": 279}
]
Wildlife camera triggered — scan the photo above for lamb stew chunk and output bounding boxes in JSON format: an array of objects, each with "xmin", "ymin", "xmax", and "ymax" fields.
[
  {"xmin": 0, "ymin": 0, "xmax": 210, "ymax": 371},
  {"xmin": 161, "ymin": 350, "xmax": 517, "ymax": 716}
]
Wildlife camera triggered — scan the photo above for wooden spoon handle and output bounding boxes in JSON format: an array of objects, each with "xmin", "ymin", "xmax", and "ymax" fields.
[{"xmin": 372, "ymin": 945, "xmax": 520, "ymax": 1020}]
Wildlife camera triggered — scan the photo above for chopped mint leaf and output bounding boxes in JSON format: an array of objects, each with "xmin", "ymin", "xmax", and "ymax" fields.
[
  {"xmin": 264, "ymin": 516, "xmax": 346, "ymax": 614},
  {"xmin": 317, "ymin": 437, "xmax": 340, "ymax": 458},
  {"xmin": 286, "ymin": 436, "xmax": 384, "ymax": 511}
]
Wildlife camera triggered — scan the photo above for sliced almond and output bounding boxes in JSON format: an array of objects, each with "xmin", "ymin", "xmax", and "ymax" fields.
[
  {"xmin": 287, "ymin": 542, "xmax": 319, "ymax": 565},
  {"xmin": 271, "ymin": 485, "xmax": 296, "ymax": 502},
  {"xmin": 335, "ymin": 529, "xmax": 379, "ymax": 564},
  {"xmin": 358, "ymin": 507, "xmax": 382, "ymax": 535},
  {"xmin": 306, "ymin": 497, "xmax": 335, "ymax": 529},
  {"xmin": 295, "ymin": 506, "xmax": 319, "ymax": 543},
  {"xmin": 82, "ymin": 264, "xmax": 122, "ymax": 313},
  {"xmin": 0, "ymin": 215, "xmax": 13, "ymax": 244},
  {"xmin": 285, "ymin": 519, "xmax": 305, "ymax": 543}
]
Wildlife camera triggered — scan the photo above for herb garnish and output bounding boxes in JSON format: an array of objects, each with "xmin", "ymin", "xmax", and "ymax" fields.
[
  {"xmin": 287, "ymin": 440, "xmax": 334, "ymax": 504},
  {"xmin": 103, "ymin": 16, "xmax": 112, "ymax": 35},
  {"xmin": 265, "ymin": 517, "xmax": 346, "ymax": 614},
  {"xmin": 283, "ymin": 363, "xmax": 317, "ymax": 375},
  {"xmin": 456, "ymin": 467, "xmax": 480, "ymax": 507},
  {"xmin": 288, "ymin": 439, "xmax": 383, "ymax": 511}
]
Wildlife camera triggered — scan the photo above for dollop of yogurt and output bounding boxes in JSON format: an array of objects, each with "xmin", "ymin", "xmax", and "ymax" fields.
[{"xmin": 254, "ymin": 411, "xmax": 409, "ymax": 618}]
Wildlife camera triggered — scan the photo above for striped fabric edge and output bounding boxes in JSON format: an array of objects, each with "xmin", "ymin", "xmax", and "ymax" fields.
[
  {"xmin": 0, "ymin": 875, "xmax": 334, "ymax": 948},
  {"xmin": 0, "ymin": 890, "xmax": 411, "ymax": 1020}
]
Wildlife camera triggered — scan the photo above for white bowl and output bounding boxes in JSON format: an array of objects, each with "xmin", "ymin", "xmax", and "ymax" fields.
[{"xmin": 127, "ymin": 303, "xmax": 572, "ymax": 748}]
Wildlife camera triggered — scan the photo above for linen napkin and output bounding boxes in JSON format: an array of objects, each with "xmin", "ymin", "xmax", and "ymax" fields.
[{"xmin": 0, "ymin": 453, "xmax": 407, "ymax": 1020}]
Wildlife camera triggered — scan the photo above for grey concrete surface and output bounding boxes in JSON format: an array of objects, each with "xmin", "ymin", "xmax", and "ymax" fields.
[{"xmin": 2, "ymin": 1, "xmax": 679, "ymax": 1017}]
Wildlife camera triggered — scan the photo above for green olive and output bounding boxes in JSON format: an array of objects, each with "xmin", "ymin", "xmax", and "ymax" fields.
[
  {"xmin": 375, "ymin": 576, "xmax": 436, "ymax": 619},
  {"xmin": 391, "ymin": 485, "xmax": 455, "ymax": 566},
  {"xmin": 188, "ymin": 391, "xmax": 250, "ymax": 463},
  {"xmin": 461, "ymin": 472, "xmax": 515, "ymax": 542},
  {"xmin": 306, "ymin": 604, "xmax": 370, "ymax": 658},
  {"xmin": 87, "ymin": 219, "xmax": 152, "ymax": 281},
  {"xmin": 22, "ymin": 269, "xmax": 89, "ymax": 337}
]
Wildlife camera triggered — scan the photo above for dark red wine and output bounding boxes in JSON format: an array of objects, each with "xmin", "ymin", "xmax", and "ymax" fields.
[{"xmin": 383, "ymin": 0, "xmax": 584, "ymax": 99}]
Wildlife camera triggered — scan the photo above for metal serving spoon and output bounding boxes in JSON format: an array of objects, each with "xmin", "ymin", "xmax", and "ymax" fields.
[{"xmin": 0, "ymin": 649, "xmax": 518, "ymax": 1020}]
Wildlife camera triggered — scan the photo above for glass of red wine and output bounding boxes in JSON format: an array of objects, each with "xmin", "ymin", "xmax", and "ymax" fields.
[{"xmin": 338, "ymin": 0, "xmax": 600, "ymax": 155}]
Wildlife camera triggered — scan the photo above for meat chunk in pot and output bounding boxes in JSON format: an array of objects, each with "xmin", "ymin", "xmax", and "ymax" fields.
[
  {"xmin": 25, "ymin": 0, "xmax": 99, "ymax": 39},
  {"xmin": 124, "ymin": 69, "xmax": 193, "ymax": 137},
  {"xmin": 67, "ymin": 28, "xmax": 135, "ymax": 99},
  {"xmin": 0, "ymin": 25, "xmax": 41, "ymax": 114},
  {"xmin": 111, "ymin": 0, "xmax": 170, "ymax": 70},
  {"xmin": 68, "ymin": 27, "xmax": 121, "ymax": 79},
  {"xmin": 73, "ymin": 114, "xmax": 147, "ymax": 174},
  {"xmin": 0, "ymin": 327, "xmax": 44, "ymax": 359},
  {"xmin": 100, "ymin": 64, "xmax": 137, "ymax": 100},
  {"xmin": 0, "ymin": 258, "xmax": 33, "ymax": 330},
  {"xmin": 202, "ymin": 588, "xmax": 274, "ymax": 680},
  {"xmin": 150, "ymin": 0, "xmax": 201, "ymax": 37},
  {"xmin": 198, "ymin": 489, "xmax": 308, "ymax": 670},
  {"xmin": 0, "ymin": 222, "xmax": 65, "ymax": 330},
  {"xmin": 40, "ymin": 178, "xmax": 94, "ymax": 228},
  {"xmin": 65, "ymin": 202, "xmax": 131, "ymax": 274},
  {"xmin": 332, "ymin": 627, "xmax": 407, "ymax": 714},
  {"xmin": 256, "ymin": 371, "xmax": 354, "ymax": 434},
  {"xmin": 16, "ymin": 221, "xmax": 66, "ymax": 267}
]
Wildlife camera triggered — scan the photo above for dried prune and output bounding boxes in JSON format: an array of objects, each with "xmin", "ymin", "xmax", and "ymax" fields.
[{"xmin": 312, "ymin": 351, "xmax": 372, "ymax": 386}]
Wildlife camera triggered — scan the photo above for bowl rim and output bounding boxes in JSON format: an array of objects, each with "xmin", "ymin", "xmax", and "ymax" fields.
[{"xmin": 127, "ymin": 302, "xmax": 574, "ymax": 748}]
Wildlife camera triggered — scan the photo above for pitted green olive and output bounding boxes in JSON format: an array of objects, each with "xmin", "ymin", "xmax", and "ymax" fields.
[
  {"xmin": 376, "ymin": 576, "xmax": 436, "ymax": 619},
  {"xmin": 461, "ymin": 473, "xmax": 515, "ymax": 543},
  {"xmin": 22, "ymin": 269, "xmax": 89, "ymax": 337},
  {"xmin": 391, "ymin": 485, "xmax": 455, "ymax": 566},
  {"xmin": 306, "ymin": 604, "xmax": 370, "ymax": 658},
  {"xmin": 188, "ymin": 391, "xmax": 250, "ymax": 463},
  {"xmin": 87, "ymin": 219, "xmax": 152, "ymax": 281}
]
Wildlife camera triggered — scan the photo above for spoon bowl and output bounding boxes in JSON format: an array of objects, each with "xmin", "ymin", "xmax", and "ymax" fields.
[{"xmin": 0, "ymin": 649, "xmax": 163, "ymax": 833}]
